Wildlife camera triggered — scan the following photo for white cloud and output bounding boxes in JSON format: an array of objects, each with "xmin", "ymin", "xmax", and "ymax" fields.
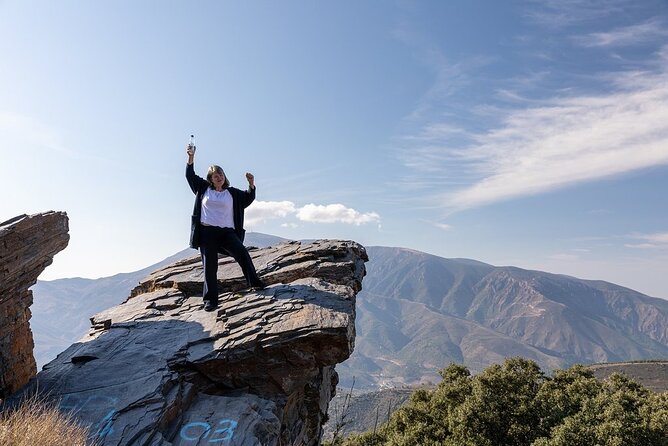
[
  {"xmin": 549, "ymin": 253, "xmax": 580, "ymax": 261},
  {"xmin": 625, "ymin": 243, "xmax": 660, "ymax": 250},
  {"xmin": 626, "ymin": 232, "xmax": 668, "ymax": 249},
  {"xmin": 246, "ymin": 200, "xmax": 380, "ymax": 226},
  {"xmin": 623, "ymin": 232, "xmax": 668, "ymax": 249},
  {"xmin": 246, "ymin": 200, "xmax": 296, "ymax": 225},
  {"xmin": 433, "ymin": 222, "xmax": 452, "ymax": 231},
  {"xmin": 296, "ymin": 204, "xmax": 380, "ymax": 225},
  {"xmin": 525, "ymin": 0, "xmax": 630, "ymax": 29},
  {"xmin": 401, "ymin": 123, "xmax": 469, "ymax": 142},
  {"xmin": 401, "ymin": 57, "xmax": 668, "ymax": 211},
  {"xmin": 634, "ymin": 232, "xmax": 668, "ymax": 244},
  {"xmin": 575, "ymin": 19, "xmax": 668, "ymax": 47}
]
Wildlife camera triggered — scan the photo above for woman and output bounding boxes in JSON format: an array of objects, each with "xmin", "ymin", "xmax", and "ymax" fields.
[{"xmin": 186, "ymin": 143, "xmax": 265, "ymax": 311}]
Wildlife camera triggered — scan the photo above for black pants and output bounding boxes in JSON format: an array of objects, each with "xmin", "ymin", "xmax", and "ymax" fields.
[{"xmin": 200, "ymin": 225, "xmax": 261, "ymax": 303}]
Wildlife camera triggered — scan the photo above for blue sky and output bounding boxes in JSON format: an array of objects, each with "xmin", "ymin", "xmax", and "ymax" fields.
[{"xmin": 2, "ymin": 0, "xmax": 668, "ymax": 298}]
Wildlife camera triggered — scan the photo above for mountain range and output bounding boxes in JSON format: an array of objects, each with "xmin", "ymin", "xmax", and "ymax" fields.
[{"xmin": 31, "ymin": 234, "xmax": 668, "ymax": 390}]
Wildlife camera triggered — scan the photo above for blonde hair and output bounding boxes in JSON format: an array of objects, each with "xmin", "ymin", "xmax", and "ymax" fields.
[{"xmin": 206, "ymin": 165, "xmax": 230, "ymax": 189}]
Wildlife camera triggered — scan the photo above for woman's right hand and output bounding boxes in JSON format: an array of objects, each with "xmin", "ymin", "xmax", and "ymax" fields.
[{"xmin": 186, "ymin": 144, "xmax": 196, "ymax": 164}]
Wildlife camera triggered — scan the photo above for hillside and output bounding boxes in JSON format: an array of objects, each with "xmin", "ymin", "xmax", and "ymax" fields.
[
  {"xmin": 336, "ymin": 246, "xmax": 668, "ymax": 389},
  {"xmin": 31, "ymin": 240, "xmax": 668, "ymax": 390},
  {"xmin": 323, "ymin": 388, "xmax": 414, "ymax": 441},
  {"xmin": 588, "ymin": 360, "xmax": 668, "ymax": 393}
]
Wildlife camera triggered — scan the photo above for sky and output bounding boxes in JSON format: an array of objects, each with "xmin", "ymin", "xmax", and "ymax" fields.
[{"xmin": 2, "ymin": 0, "xmax": 668, "ymax": 298}]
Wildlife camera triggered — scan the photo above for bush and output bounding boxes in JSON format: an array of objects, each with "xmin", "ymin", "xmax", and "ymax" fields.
[
  {"xmin": 0, "ymin": 394, "xmax": 91, "ymax": 446},
  {"xmin": 339, "ymin": 358, "xmax": 668, "ymax": 446}
]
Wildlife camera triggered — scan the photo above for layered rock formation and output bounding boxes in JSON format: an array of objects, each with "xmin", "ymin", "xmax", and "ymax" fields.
[
  {"xmin": 17, "ymin": 240, "xmax": 367, "ymax": 445},
  {"xmin": 0, "ymin": 211, "xmax": 69, "ymax": 399}
]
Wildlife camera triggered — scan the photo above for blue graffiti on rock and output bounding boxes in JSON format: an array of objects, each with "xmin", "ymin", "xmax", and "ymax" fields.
[
  {"xmin": 179, "ymin": 418, "xmax": 238, "ymax": 443},
  {"xmin": 59, "ymin": 394, "xmax": 118, "ymax": 439}
]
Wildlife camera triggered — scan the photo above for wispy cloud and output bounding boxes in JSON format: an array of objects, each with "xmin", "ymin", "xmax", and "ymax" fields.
[
  {"xmin": 625, "ymin": 231, "xmax": 668, "ymax": 249},
  {"xmin": 400, "ymin": 48, "xmax": 668, "ymax": 211},
  {"xmin": 625, "ymin": 243, "xmax": 661, "ymax": 250},
  {"xmin": 0, "ymin": 111, "xmax": 133, "ymax": 176},
  {"xmin": 420, "ymin": 219, "xmax": 453, "ymax": 231},
  {"xmin": 525, "ymin": 0, "xmax": 630, "ymax": 29},
  {"xmin": 0, "ymin": 111, "xmax": 74, "ymax": 157},
  {"xmin": 433, "ymin": 222, "xmax": 452, "ymax": 231},
  {"xmin": 393, "ymin": 20, "xmax": 494, "ymax": 122},
  {"xmin": 246, "ymin": 200, "xmax": 380, "ymax": 226},
  {"xmin": 403, "ymin": 56, "xmax": 494, "ymax": 122},
  {"xmin": 400, "ymin": 123, "xmax": 470, "ymax": 142},
  {"xmin": 575, "ymin": 18, "xmax": 668, "ymax": 47},
  {"xmin": 549, "ymin": 247, "xmax": 591, "ymax": 260},
  {"xmin": 637, "ymin": 232, "xmax": 668, "ymax": 243},
  {"xmin": 549, "ymin": 253, "xmax": 580, "ymax": 261}
]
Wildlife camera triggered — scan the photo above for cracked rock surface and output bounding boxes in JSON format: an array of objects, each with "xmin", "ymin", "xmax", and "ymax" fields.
[{"xmin": 16, "ymin": 239, "xmax": 367, "ymax": 446}]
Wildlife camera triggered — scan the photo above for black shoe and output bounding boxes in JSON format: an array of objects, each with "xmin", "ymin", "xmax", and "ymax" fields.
[
  {"xmin": 250, "ymin": 280, "xmax": 266, "ymax": 291},
  {"xmin": 204, "ymin": 300, "xmax": 218, "ymax": 312}
]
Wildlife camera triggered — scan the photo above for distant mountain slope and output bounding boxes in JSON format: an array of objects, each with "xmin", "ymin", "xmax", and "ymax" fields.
[
  {"xmin": 323, "ymin": 387, "xmax": 414, "ymax": 441},
  {"xmin": 589, "ymin": 360, "xmax": 668, "ymax": 393},
  {"xmin": 335, "ymin": 246, "xmax": 668, "ymax": 389},
  {"xmin": 31, "ymin": 240, "xmax": 668, "ymax": 390},
  {"xmin": 31, "ymin": 232, "xmax": 287, "ymax": 368}
]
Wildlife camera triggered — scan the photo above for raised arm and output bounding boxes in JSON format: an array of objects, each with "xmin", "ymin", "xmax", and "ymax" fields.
[
  {"xmin": 245, "ymin": 172, "xmax": 256, "ymax": 190},
  {"xmin": 240, "ymin": 172, "xmax": 257, "ymax": 207},
  {"xmin": 185, "ymin": 144, "xmax": 207, "ymax": 194}
]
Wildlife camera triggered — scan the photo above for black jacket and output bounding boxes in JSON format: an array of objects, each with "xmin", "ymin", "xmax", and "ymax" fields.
[{"xmin": 186, "ymin": 163, "xmax": 256, "ymax": 248}]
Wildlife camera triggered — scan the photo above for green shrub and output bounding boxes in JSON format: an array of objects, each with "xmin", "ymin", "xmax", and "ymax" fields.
[{"xmin": 338, "ymin": 358, "xmax": 668, "ymax": 446}]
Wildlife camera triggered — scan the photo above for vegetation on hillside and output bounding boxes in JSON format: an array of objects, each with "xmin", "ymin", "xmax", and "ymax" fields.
[
  {"xmin": 0, "ymin": 395, "xmax": 91, "ymax": 446},
  {"xmin": 327, "ymin": 357, "xmax": 668, "ymax": 446}
]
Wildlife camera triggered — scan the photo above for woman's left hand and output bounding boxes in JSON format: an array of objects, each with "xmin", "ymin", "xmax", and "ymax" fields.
[{"xmin": 246, "ymin": 172, "xmax": 255, "ymax": 188}]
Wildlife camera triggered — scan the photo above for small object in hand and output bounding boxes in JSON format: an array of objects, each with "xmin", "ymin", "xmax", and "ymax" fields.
[{"xmin": 189, "ymin": 134, "xmax": 196, "ymax": 152}]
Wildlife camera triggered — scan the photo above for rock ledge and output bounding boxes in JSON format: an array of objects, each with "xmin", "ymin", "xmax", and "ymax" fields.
[{"xmin": 18, "ymin": 239, "xmax": 367, "ymax": 446}]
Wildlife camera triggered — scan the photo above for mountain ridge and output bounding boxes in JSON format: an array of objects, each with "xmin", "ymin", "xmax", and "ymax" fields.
[
  {"xmin": 32, "ymin": 236, "xmax": 668, "ymax": 390},
  {"xmin": 339, "ymin": 245, "xmax": 668, "ymax": 388}
]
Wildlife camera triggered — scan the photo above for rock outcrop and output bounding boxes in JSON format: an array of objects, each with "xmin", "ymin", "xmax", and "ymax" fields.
[
  {"xmin": 16, "ymin": 240, "xmax": 367, "ymax": 445},
  {"xmin": 0, "ymin": 212, "xmax": 69, "ymax": 399}
]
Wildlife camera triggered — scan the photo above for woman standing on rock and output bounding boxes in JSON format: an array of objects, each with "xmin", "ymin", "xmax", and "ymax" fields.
[{"xmin": 186, "ymin": 143, "xmax": 265, "ymax": 312}]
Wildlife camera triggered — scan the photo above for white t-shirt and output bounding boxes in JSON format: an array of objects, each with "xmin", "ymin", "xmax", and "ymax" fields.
[{"xmin": 200, "ymin": 188, "xmax": 235, "ymax": 229}]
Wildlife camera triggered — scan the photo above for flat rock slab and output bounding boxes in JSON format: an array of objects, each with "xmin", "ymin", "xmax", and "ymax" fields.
[{"xmin": 14, "ymin": 240, "xmax": 367, "ymax": 446}]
